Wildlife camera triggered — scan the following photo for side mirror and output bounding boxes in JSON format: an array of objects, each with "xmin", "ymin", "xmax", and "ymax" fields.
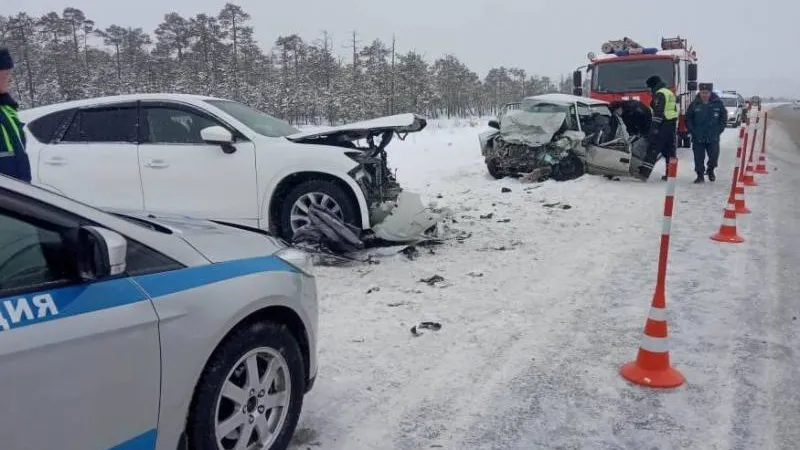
[
  {"xmin": 687, "ymin": 63, "xmax": 698, "ymax": 82},
  {"xmin": 488, "ymin": 119, "xmax": 500, "ymax": 130},
  {"xmin": 573, "ymin": 87, "xmax": 583, "ymax": 96},
  {"xmin": 687, "ymin": 81, "xmax": 698, "ymax": 91},
  {"xmin": 572, "ymin": 70, "xmax": 582, "ymax": 88},
  {"xmin": 200, "ymin": 126, "xmax": 237, "ymax": 154},
  {"xmin": 76, "ymin": 226, "xmax": 127, "ymax": 282}
]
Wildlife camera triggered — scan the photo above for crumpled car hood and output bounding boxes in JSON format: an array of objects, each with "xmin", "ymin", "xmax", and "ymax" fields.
[
  {"xmin": 104, "ymin": 209, "xmax": 286, "ymax": 263},
  {"xmin": 499, "ymin": 110, "xmax": 567, "ymax": 147},
  {"xmin": 286, "ymin": 113, "xmax": 427, "ymax": 143}
]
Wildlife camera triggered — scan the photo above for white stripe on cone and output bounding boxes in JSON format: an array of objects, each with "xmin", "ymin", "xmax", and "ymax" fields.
[
  {"xmin": 648, "ymin": 306, "xmax": 668, "ymax": 322},
  {"xmin": 661, "ymin": 216, "xmax": 672, "ymax": 235},
  {"xmin": 639, "ymin": 335, "xmax": 670, "ymax": 353}
]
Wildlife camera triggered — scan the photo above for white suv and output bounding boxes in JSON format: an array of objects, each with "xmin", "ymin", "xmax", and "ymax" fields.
[{"xmin": 18, "ymin": 94, "xmax": 426, "ymax": 241}]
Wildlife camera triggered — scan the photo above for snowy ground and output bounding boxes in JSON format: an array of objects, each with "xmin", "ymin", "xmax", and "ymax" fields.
[{"xmin": 289, "ymin": 111, "xmax": 800, "ymax": 450}]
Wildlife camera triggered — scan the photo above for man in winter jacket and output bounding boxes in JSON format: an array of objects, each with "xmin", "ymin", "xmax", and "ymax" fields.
[
  {"xmin": 685, "ymin": 83, "xmax": 727, "ymax": 183},
  {"xmin": 645, "ymin": 75, "xmax": 679, "ymax": 180},
  {"xmin": 0, "ymin": 47, "xmax": 32, "ymax": 182}
]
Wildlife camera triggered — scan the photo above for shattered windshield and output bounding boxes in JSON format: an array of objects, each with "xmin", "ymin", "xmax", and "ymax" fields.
[
  {"xmin": 521, "ymin": 100, "xmax": 570, "ymax": 114},
  {"xmin": 592, "ymin": 58, "xmax": 674, "ymax": 93},
  {"xmin": 721, "ymin": 97, "xmax": 739, "ymax": 107}
]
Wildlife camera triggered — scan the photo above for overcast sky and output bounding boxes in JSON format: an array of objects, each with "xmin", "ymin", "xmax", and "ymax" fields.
[{"xmin": 15, "ymin": 0, "xmax": 800, "ymax": 97}]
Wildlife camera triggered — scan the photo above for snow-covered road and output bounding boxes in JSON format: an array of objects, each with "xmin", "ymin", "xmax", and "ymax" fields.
[{"xmin": 289, "ymin": 113, "xmax": 799, "ymax": 450}]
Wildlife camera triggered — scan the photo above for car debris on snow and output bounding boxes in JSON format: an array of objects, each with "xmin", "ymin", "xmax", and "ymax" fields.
[
  {"xmin": 291, "ymin": 190, "xmax": 467, "ymax": 263},
  {"xmin": 419, "ymin": 274, "xmax": 446, "ymax": 286},
  {"xmin": 501, "ymin": 187, "xmax": 512, "ymax": 193},
  {"xmin": 410, "ymin": 321, "xmax": 442, "ymax": 337},
  {"xmin": 542, "ymin": 201, "xmax": 573, "ymax": 210}
]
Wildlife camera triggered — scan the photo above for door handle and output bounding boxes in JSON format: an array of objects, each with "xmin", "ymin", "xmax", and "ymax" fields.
[
  {"xmin": 144, "ymin": 159, "xmax": 169, "ymax": 169},
  {"xmin": 43, "ymin": 156, "xmax": 67, "ymax": 166}
]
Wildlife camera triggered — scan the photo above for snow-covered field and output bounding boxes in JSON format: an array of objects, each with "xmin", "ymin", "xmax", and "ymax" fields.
[{"xmin": 289, "ymin": 113, "xmax": 800, "ymax": 450}]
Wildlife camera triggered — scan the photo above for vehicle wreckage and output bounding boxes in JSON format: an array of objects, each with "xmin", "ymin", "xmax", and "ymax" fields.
[
  {"xmin": 285, "ymin": 115, "xmax": 455, "ymax": 258},
  {"xmin": 478, "ymin": 93, "xmax": 661, "ymax": 182}
]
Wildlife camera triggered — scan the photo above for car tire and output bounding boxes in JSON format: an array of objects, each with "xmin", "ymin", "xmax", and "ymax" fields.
[
  {"xmin": 486, "ymin": 158, "xmax": 506, "ymax": 179},
  {"xmin": 550, "ymin": 154, "xmax": 585, "ymax": 181},
  {"xmin": 279, "ymin": 179, "xmax": 359, "ymax": 242},
  {"xmin": 186, "ymin": 321, "xmax": 306, "ymax": 450}
]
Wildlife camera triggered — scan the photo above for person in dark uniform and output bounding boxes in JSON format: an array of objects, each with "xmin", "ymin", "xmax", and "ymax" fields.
[
  {"xmin": 645, "ymin": 75, "xmax": 679, "ymax": 180},
  {"xmin": 0, "ymin": 47, "xmax": 32, "ymax": 182},
  {"xmin": 685, "ymin": 83, "xmax": 727, "ymax": 183}
]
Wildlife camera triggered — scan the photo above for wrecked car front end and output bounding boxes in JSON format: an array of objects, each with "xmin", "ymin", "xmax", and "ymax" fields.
[
  {"xmin": 479, "ymin": 96, "xmax": 661, "ymax": 182},
  {"xmin": 286, "ymin": 114, "xmax": 451, "ymax": 257},
  {"xmin": 481, "ymin": 107, "xmax": 588, "ymax": 181}
]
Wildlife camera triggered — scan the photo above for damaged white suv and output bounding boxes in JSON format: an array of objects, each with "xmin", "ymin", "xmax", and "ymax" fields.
[
  {"xmin": 19, "ymin": 94, "xmax": 428, "ymax": 242},
  {"xmin": 479, "ymin": 93, "xmax": 660, "ymax": 182}
]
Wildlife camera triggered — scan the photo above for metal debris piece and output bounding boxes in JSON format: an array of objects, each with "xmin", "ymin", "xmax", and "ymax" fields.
[
  {"xmin": 419, "ymin": 274, "xmax": 445, "ymax": 286},
  {"xmin": 410, "ymin": 321, "xmax": 443, "ymax": 337}
]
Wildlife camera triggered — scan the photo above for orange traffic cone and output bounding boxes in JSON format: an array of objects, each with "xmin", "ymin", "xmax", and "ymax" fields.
[
  {"xmin": 754, "ymin": 111, "xmax": 769, "ymax": 175},
  {"xmin": 733, "ymin": 179, "xmax": 750, "ymax": 215},
  {"xmin": 733, "ymin": 125, "xmax": 751, "ymax": 215},
  {"xmin": 711, "ymin": 200, "xmax": 744, "ymax": 243},
  {"xmin": 620, "ymin": 292, "xmax": 686, "ymax": 388},
  {"xmin": 620, "ymin": 160, "xmax": 685, "ymax": 389},
  {"xmin": 742, "ymin": 115, "xmax": 759, "ymax": 187}
]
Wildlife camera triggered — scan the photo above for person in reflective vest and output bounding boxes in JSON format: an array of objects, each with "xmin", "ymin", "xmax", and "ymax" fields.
[
  {"xmin": 0, "ymin": 47, "xmax": 32, "ymax": 183},
  {"xmin": 645, "ymin": 75, "xmax": 678, "ymax": 181}
]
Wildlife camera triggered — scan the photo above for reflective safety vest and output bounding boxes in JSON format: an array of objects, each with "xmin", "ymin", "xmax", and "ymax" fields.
[
  {"xmin": 657, "ymin": 87, "xmax": 679, "ymax": 120},
  {"xmin": 0, "ymin": 105, "xmax": 22, "ymax": 156}
]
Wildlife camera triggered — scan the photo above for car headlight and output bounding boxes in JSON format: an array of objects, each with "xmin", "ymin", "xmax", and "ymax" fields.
[{"xmin": 275, "ymin": 247, "xmax": 315, "ymax": 276}]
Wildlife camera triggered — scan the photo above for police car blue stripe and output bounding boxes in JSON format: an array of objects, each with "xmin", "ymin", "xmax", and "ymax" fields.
[
  {"xmin": 0, "ymin": 255, "xmax": 295, "ymax": 332},
  {"xmin": 107, "ymin": 428, "xmax": 157, "ymax": 449},
  {"xmin": 133, "ymin": 254, "xmax": 296, "ymax": 298}
]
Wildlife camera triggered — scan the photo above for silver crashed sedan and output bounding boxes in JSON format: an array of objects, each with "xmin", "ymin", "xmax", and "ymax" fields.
[{"xmin": 0, "ymin": 175, "xmax": 318, "ymax": 450}]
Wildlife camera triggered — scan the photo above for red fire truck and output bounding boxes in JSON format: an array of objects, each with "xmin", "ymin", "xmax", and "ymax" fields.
[{"xmin": 571, "ymin": 36, "xmax": 699, "ymax": 148}]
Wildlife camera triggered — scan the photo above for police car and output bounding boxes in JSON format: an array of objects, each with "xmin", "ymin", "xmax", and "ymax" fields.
[{"xmin": 0, "ymin": 174, "xmax": 318, "ymax": 450}]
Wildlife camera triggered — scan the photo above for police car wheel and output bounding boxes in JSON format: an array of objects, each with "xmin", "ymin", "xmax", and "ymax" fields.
[
  {"xmin": 280, "ymin": 179, "xmax": 359, "ymax": 242},
  {"xmin": 186, "ymin": 320, "xmax": 306, "ymax": 450}
]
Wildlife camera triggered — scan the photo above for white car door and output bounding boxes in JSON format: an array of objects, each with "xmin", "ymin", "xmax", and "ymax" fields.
[
  {"xmin": 36, "ymin": 102, "xmax": 145, "ymax": 210},
  {"xmin": 579, "ymin": 107, "xmax": 631, "ymax": 177},
  {"xmin": 137, "ymin": 102, "xmax": 258, "ymax": 222}
]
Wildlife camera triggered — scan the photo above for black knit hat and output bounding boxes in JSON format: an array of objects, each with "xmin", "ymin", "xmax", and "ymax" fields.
[
  {"xmin": 0, "ymin": 48, "xmax": 13, "ymax": 70},
  {"xmin": 645, "ymin": 75, "xmax": 662, "ymax": 89}
]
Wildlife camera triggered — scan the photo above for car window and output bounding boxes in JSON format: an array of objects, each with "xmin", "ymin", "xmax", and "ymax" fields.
[
  {"xmin": 27, "ymin": 109, "xmax": 73, "ymax": 143},
  {"xmin": 125, "ymin": 239, "xmax": 184, "ymax": 276},
  {"xmin": 61, "ymin": 106, "xmax": 138, "ymax": 143},
  {"xmin": 143, "ymin": 106, "xmax": 220, "ymax": 144},
  {"xmin": 0, "ymin": 211, "xmax": 77, "ymax": 296}
]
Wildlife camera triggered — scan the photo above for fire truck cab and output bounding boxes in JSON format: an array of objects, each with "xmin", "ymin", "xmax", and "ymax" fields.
[{"xmin": 571, "ymin": 36, "xmax": 699, "ymax": 148}]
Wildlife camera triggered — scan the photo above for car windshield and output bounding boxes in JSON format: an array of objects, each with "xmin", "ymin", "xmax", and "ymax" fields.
[
  {"xmin": 592, "ymin": 58, "xmax": 675, "ymax": 93},
  {"xmin": 204, "ymin": 100, "xmax": 300, "ymax": 137},
  {"xmin": 721, "ymin": 97, "xmax": 739, "ymax": 107},
  {"xmin": 521, "ymin": 100, "xmax": 570, "ymax": 114}
]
